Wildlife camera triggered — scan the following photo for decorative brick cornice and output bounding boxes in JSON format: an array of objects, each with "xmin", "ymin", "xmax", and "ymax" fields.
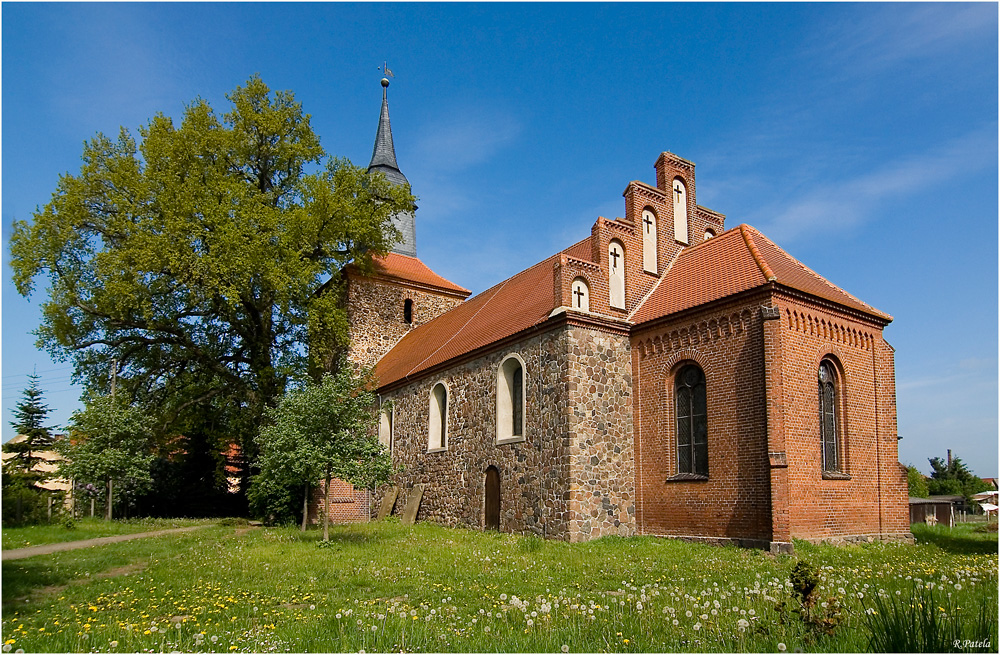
[{"xmin": 564, "ymin": 256, "xmax": 601, "ymax": 272}]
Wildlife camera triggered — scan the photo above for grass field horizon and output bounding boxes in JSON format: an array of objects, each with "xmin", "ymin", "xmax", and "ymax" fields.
[{"xmin": 2, "ymin": 519, "xmax": 996, "ymax": 652}]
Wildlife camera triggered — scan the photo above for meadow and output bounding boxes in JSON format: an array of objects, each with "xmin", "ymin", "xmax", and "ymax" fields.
[
  {"xmin": 2, "ymin": 518, "xmax": 215, "ymax": 551},
  {"xmin": 2, "ymin": 520, "xmax": 996, "ymax": 653}
]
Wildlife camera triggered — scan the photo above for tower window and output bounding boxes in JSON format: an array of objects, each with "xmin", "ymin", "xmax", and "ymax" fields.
[{"xmin": 403, "ymin": 298, "xmax": 413, "ymax": 324}]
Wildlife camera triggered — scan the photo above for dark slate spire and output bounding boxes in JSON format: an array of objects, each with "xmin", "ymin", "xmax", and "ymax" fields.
[{"xmin": 368, "ymin": 77, "xmax": 416, "ymax": 256}]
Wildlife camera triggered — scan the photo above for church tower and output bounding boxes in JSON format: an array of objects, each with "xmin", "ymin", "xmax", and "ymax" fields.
[
  {"xmin": 368, "ymin": 77, "xmax": 417, "ymax": 257},
  {"xmin": 342, "ymin": 78, "xmax": 470, "ymax": 374}
]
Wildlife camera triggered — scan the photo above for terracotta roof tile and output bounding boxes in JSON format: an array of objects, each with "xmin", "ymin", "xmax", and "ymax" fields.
[
  {"xmin": 354, "ymin": 253, "xmax": 470, "ymax": 295},
  {"xmin": 631, "ymin": 224, "xmax": 890, "ymax": 324},
  {"xmin": 375, "ymin": 239, "xmax": 594, "ymax": 388}
]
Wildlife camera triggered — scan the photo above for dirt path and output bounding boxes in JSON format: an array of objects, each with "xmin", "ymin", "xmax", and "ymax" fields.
[{"xmin": 2, "ymin": 525, "xmax": 212, "ymax": 561}]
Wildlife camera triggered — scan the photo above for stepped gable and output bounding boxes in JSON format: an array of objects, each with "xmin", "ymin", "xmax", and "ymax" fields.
[
  {"xmin": 375, "ymin": 237, "xmax": 593, "ymax": 387},
  {"xmin": 350, "ymin": 252, "xmax": 470, "ymax": 296},
  {"xmin": 631, "ymin": 224, "xmax": 891, "ymax": 324}
]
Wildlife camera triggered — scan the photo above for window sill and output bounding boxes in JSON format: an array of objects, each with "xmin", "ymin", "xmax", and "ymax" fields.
[
  {"xmin": 496, "ymin": 436, "xmax": 525, "ymax": 446},
  {"xmin": 426, "ymin": 447, "xmax": 449, "ymax": 454},
  {"xmin": 822, "ymin": 471, "xmax": 851, "ymax": 480},
  {"xmin": 666, "ymin": 473, "xmax": 709, "ymax": 483}
]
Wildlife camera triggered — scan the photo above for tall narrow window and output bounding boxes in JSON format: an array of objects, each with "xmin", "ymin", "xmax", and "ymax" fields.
[
  {"xmin": 497, "ymin": 355, "xmax": 526, "ymax": 443},
  {"xmin": 429, "ymin": 382, "xmax": 448, "ymax": 450},
  {"xmin": 403, "ymin": 298, "xmax": 413, "ymax": 324},
  {"xmin": 641, "ymin": 208, "xmax": 658, "ymax": 273},
  {"xmin": 609, "ymin": 240, "xmax": 625, "ymax": 310},
  {"xmin": 675, "ymin": 364, "xmax": 708, "ymax": 476},
  {"xmin": 672, "ymin": 177, "xmax": 689, "ymax": 244},
  {"xmin": 571, "ymin": 277, "xmax": 590, "ymax": 312},
  {"xmin": 819, "ymin": 361, "xmax": 839, "ymax": 471},
  {"xmin": 378, "ymin": 408, "xmax": 393, "ymax": 452}
]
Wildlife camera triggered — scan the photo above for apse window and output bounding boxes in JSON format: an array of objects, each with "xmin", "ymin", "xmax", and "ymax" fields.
[
  {"xmin": 428, "ymin": 382, "xmax": 448, "ymax": 451},
  {"xmin": 675, "ymin": 364, "xmax": 708, "ymax": 476},
  {"xmin": 497, "ymin": 355, "xmax": 526, "ymax": 443},
  {"xmin": 818, "ymin": 361, "xmax": 840, "ymax": 472}
]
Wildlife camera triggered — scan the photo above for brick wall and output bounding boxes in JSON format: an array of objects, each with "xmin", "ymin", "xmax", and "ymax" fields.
[
  {"xmin": 776, "ymin": 294, "xmax": 910, "ymax": 542},
  {"xmin": 309, "ymin": 479, "xmax": 371, "ymax": 524},
  {"xmin": 632, "ymin": 293, "xmax": 773, "ymax": 543}
]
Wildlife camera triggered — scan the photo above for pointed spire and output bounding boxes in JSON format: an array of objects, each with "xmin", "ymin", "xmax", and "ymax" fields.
[
  {"xmin": 368, "ymin": 78, "xmax": 409, "ymax": 186},
  {"xmin": 367, "ymin": 76, "xmax": 417, "ymax": 257}
]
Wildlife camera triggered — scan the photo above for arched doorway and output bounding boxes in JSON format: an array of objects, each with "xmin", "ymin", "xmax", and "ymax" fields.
[{"xmin": 485, "ymin": 466, "xmax": 500, "ymax": 530}]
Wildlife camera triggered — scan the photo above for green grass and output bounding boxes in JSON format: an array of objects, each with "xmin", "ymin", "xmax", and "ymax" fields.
[
  {"xmin": 2, "ymin": 520, "xmax": 996, "ymax": 653},
  {"xmin": 2, "ymin": 517, "xmax": 214, "ymax": 550}
]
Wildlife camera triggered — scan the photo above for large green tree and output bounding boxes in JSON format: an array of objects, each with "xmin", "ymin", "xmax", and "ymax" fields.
[
  {"xmin": 251, "ymin": 366, "xmax": 391, "ymax": 540},
  {"xmin": 9, "ymin": 76, "xmax": 414, "ymax": 463},
  {"xmin": 58, "ymin": 395, "xmax": 155, "ymax": 520}
]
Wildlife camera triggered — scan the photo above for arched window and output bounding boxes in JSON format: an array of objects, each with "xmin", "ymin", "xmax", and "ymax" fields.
[
  {"xmin": 675, "ymin": 364, "xmax": 707, "ymax": 476},
  {"xmin": 378, "ymin": 407, "xmax": 393, "ymax": 452},
  {"xmin": 641, "ymin": 208, "xmax": 658, "ymax": 274},
  {"xmin": 819, "ymin": 361, "xmax": 839, "ymax": 472},
  {"xmin": 608, "ymin": 239, "xmax": 625, "ymax": 310},
  {"xmin": 497, "ymin": 355, "xmax": 526, "ymax": 443},
  {"xmin": 672, "ymin": 177, "xmax": 689, "ymax": 244},
  {"xmin": 403, "ymin": 298, "xmax": 413, "ymax": 324},
  {"xmin": 704, "ymin": 228, "xmax": 715, "ymax": 240},
  {"xmin": 571, "ymin": 277, "xmax": 590, "ymax": 312},
  {"xmin": 428, "ymin": 382, "xmax": 448, "ymax": 450}
]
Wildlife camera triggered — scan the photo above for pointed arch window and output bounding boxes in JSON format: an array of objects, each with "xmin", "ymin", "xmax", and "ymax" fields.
[
  {"xmin": 608, "ymin": 240, "xmax": 625, "ymax": 310},
  {"xmin": 641, "ymin": 208, "xmax": 658, "ymax": 273},
  {"xmin": 428, "ymin": 382, "xmax": 448, "ymax": 451},
  {"xmin": 675, "ymin": 364, "xmax": 708, "ymax": 477},
  {"xmin": 497, "ymin": 355, "xmax": 526, "ymax": 443},
  {"xmin": 819, "ymin": 361, "xmax": 839, "ymax": 472}
]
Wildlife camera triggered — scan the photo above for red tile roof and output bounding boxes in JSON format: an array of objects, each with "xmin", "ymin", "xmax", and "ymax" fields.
[
  {"xmin": 353, "ymin": 252, "xmax": 470, "ymax": 295},
  {"xmin": 375, "ymin": 224, "xmax": 890, "ymax": 389},
  {"xmin": 375, "ymin": 239, "xmax": 591, "ymax": 387},
  {"xmin": 630, "ymin": 224, "xmax": 891, "ymax": 324}
]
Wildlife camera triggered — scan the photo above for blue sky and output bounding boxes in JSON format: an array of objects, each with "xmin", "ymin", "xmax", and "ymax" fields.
[{"xmin": 3, "ymin": 3, "xmax": 997, "ymax": 477}]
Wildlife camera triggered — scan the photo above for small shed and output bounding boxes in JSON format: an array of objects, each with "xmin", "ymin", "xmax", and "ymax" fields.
[{"xmin": 909, "ymin": 497, "xmax": 955, "ymax": 528}]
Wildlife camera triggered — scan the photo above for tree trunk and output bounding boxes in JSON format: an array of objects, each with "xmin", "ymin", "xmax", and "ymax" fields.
[
  {"xmin": 301, "ymin": 482, "xmax": 310, "ymax": 532},
  {"xmin": 323, "ymin": 472, "xmax": 332, "ymax": 542},
  {"xmin": 106, "ymin": 478, "xmax": 113, "ymax": 521}
]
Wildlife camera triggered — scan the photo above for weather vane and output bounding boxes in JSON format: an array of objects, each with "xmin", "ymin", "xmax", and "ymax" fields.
[{"xmin": 379, "ymin": 62, "xmax": 394, "ymax": 78}]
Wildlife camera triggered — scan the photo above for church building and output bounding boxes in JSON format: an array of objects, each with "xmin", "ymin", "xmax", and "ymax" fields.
[{"xmin": 339, "ymin": 79, "xmax": 911, "ymax": 552}]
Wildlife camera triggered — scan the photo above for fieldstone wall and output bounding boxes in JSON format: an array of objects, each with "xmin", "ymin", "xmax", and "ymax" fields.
[
  {"xmin": 384, "ymin": 328, "xmax": 573, "ymax": 538},
  {"xmin": 383, "ymin": 321, "xmax": 636, "ymax": 542},
  {"xmin": 346, "ymin": 274, "xmax": 465, "ymax": 371},
  {"xmin": 565, "ymin": 326, "xmax": 636, "ymax": 541}
]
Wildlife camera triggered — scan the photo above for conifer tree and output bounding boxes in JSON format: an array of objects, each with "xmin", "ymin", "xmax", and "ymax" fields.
[{"xmin": 3, "ymin": 373, "xmax": 55, "ymax": 488}]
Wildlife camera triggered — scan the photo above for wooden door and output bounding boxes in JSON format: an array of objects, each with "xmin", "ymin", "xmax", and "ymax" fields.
[{"xmin": 485, "ymin": 466, "xmax": 500, "ymax": 530}]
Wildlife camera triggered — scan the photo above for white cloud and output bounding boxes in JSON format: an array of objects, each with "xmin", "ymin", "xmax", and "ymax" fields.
[
  {"xmin": 412, "ymin": 108, "xmax": 521, "ymax": 173},
  {"xmin": 746, "ymin": 124, "xmax": 996, "ymax": 242}
]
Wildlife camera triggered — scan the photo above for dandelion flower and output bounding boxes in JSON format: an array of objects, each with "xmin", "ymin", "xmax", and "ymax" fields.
[
  {"xmin": 693, "ymin": 622, "xmax": 702, "ymax": 631},
  {"xmin": 778, "ymin": 643, "xmax": 787, "ymax": 652},
  {"xmin": 110, "ymin": 641, "xmax": 118, "ymax": 648},
  {"xmin": 561, "ymin": 646, "xmax": 569, "ymax": 653}
]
